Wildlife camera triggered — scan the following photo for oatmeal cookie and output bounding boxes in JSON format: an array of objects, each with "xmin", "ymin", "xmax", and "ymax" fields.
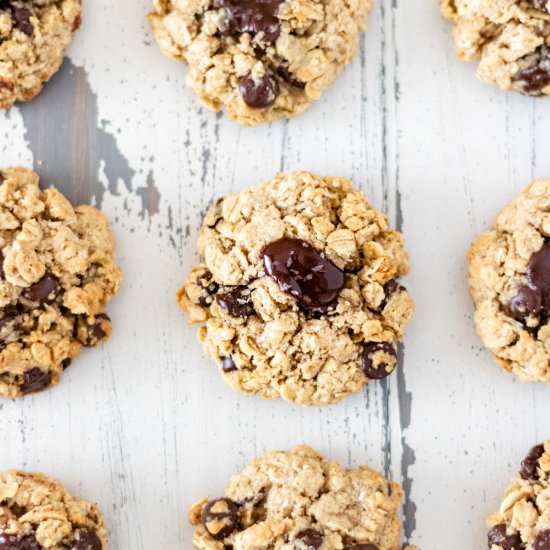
[
  {"xmin": 487, "ymin": 440, "xmax": 550, "ymax": 550},
  {"xmin": 441, "ymin": 0, "xmax": 550, "ymax": 95},
  {"xmin": 189, "ymin": 445, "xmax": 414, "ymax": 550},
  {"xmin": 148, "ymin": 0, "xmax": 371, "ymax": 125},
  {"xmin": 177, "ymin": 172, "xmax": 414, "ymax": 406},
  {"xmin": 468, "ymin": 179, "xmax": 549, "ymax": 383},
  {"xmin": 0, "ymin": 0, "xmax": 82, "ymax": 108},
  {"xmin": 0, "ymin": 167, "xmax": 122, "ymax": 398},
  {"xmin": 0, "ymin": 469, "xmax": 107, "ymax": 549}
]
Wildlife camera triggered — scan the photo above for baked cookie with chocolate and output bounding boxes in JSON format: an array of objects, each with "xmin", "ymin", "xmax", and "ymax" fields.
[
  {"xmin": 178, "ymin": 172, "xmax": 414, "ymax": 406},
  {"xmin": 0, "ymin": 469, "xmax": 107, "ymax": 549},
  {"xmin": 468, "ymin": 180, "xmax": 549, "ymax": 383},
  {"xmin": 0, "ymin": 0, "xmax": 82, "ymax": 108},
  {"xmin": 0, "ymin": 167, "xmax": 122, "ymax": 398},
  {"xmin": 148, "ymin": 0, "xmax": 371, "ymax": 125},
  {"xmin": 189, "ymin": 445, "xmax": 415, "ymax": 550},
  {"xmin": 441, "ymin": 0, "xmax": 550, "ymax": 96},
  {"xmin": 487, "ymin": 440, "xmax": 550, "ymax": 549}
]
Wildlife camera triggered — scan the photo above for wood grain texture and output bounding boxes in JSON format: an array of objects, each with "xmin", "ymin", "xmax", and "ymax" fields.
[{"xmin": 0, "ymin": 0, "xmax": 549, "ymax": 548}]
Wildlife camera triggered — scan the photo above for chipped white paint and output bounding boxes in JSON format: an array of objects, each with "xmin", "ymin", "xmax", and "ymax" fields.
[{"xmin": 0, "ymin": 0, "xmax": 549, "ymax": 548}]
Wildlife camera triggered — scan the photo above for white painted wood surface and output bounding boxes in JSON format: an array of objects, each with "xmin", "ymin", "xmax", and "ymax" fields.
[{"xmin": 1, "ymin": 0, "xmax": 549, "ymax": 548}]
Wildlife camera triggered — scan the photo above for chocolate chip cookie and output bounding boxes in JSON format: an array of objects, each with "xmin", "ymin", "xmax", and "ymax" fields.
[
  {"xmin": 486, "ymin": 440, "xmax": 550, "ymax": 550},
  {"xmin": 441, "ymin": 0, "xmax": 550, "ymax": 96},
  {"xmin": 0, "ymin": 470, "xmax": 107, "ymax": 549},
  {"xmin": 0, "ymin": 167, "xmax": 122, "ymax": 398},
  {"xmin": 468, "ymin": 180, "xmax": 549, "ymax": 383},
  {"xmin": 0, "ymin": 0, "xmax": 82, "ymax": 108},
  {"xmin": 148, "ymin": 0, "xmax": 371, "ymax": 125},
  {"xmin": 177, "ymin": 172, "xmax": 414, "ymax": 406},
  {"xmin": 189, "ymin": 445, "xmax": 415, "ymax": 550}
]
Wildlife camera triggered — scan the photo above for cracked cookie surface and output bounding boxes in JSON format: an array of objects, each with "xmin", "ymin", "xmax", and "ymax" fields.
[
  {"xmin": 0, "ymin": 0, "xmax": 82, "ymax": 108},
  {"xmin": 0, "ymin": 167, "xmax": 122, "ymax": 398},
  {"xmin": 148, "ymin": 0, "xmax": 371, "ymax": 125},
  {"xmin": 441, "ymin": 0, "xmax": 550, "ymax": 95},
  {"xmin": 189, "ymin": 445, "xmax": 415, "ymax": 550},
  {"xmin": 468, "ymin": 180, "xmax": 550, "ymax": 383},
  {"xmin": 487, "ymin": 440, "xmax": 550, "ymax": 550},
  {"xmin": 0, "ymin": 470, "xmax": 107, "ymax": 549},
  {"xmin": 177, "ymin": 172, "xmax": 414, "ymax": 406}
]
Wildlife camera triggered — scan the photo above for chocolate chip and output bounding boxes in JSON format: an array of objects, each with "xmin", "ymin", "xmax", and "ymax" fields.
[
  {"xmin": 217, "ymin": 0, "xmax": 282, "ymax": 42},
  {"xmin": 528, "ymin": 0, "xmax": 548, "ymax": 10},
  {"xmin": 345, "ymin": 545, "xmax": 379, "ymax": 550},
  {"xmin": 235, "ymin": 486, "xmax": 267, "ymax": 506},
  {"xmin": 197, "ymin": 271, "xmax": 219, "ymax": 307},
  {"xmin": 509, "ymin": 241, "xmax": 550, "ymax": 322},
  {"xmin": 0, "ymin": 172, "xmax": 4, "ymax": 184},
  {"xmin": 22, "ymin": 274, "xmax": 61, "ymax": 304},
  {"xmin": 276, "ymin": 67, "xmax": 305, "ymax": 89},
  {"xmin": 0, "ymin": 310, "xmax": 19, "ymax": 338},
  {"xmin": 509, "ymin": 284, "xmax": 543, "ymax": 320},
  {"xmin": 72, "ymin": 528, "xmax": 102, "ymax": 550},
  {"xmin": 296, "ymin": 529, "xmax": 324, "ymax": 548},
  {"xmin": 216, "ymin": 286, "xmax": 254, "ymax": 317},
  {"xmin": 222, "ymin": 357, "xmax": 237, "ymax": 372},
  {"xmin": 0, "ymin": 1, "xmax": 11, "ymax": 11},
  {"xmin": 520, "ymin": 443, "xmax": 545, "ymax": 480},
  {"xmin": 487, "ymin": 524, "xmax": 524, "ymax": 549},
  {"xmin": 362, "ymin": 342, "xmax": 397, "ymax": 380},
  {"xmin": 0, "ymin": 251, "xmax": 5, "ymax": 280},
  {"xmin": 513, "ymin": 46, "xmax": 550, "ymax": 96},
  {"xmin": 0, "ymin": 533, "xmax": 40, "ymax": 550},
  {"xmin": 78, "ymin": 314, "xmax": 110, "ymax": 347},
  {"xmin": 12, "ymin": 7, "xmax": 33, "ymax": 36},
  {"xmin": 62, "ymin": 358, "xmax": 72, "ymax": 370},
  {"xmin": 379, "ymin": 278, "xmax": 404, "ymax": 310},
  {"xmin": 239, "ymin": 74, "xmax": 279, "ymax": 108},
  {"xmin": 20, "ymin": 368, "xmax": 52, "ymax": 394},
  {"xmin": 534, "ymin": 530, "xmax": 550, "ymax": 550},
  {"xmin": 263, "ymin": 238, "xmax": 345, "ymax": 311},
  {"xmin": 201, "ymin": 498, "xmax": 239, "ymax": 540}
]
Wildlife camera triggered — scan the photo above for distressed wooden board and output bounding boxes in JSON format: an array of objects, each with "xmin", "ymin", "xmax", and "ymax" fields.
[{"xmin": 1, "ymin": 0, "xmax": 549, "ymax": 548}]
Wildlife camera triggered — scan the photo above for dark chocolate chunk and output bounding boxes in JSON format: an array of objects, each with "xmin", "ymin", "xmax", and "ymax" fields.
[
  {"xmin": 520, "ymin": 443, "xmax": 545, "ymax": 480},
  {"xmin": 534, "ymin": 530, "xmax": 550, "ymax": 550},
  {"xmin": 201, "ymin": 498, "xmax": 239, "ymax": 540},
  {"xmin": 78, "ymin": 314, "xmax": 110, "ymax": 347},
  {"xmin": 222, "ymin": 356, "xmax": 238, "ymax": 372},
  {"xmin": 487, "ymin": 524, "xmax": 524, "ymax": 549},
  {"xmin": 276, "ymin": 67, "xmax": 305, "ymax": 89},
  {"xmin": 20, "ymin": 368, "xmax": 52, "ymax": 394},
  {"xmin": 379, "ymin": 278, "xmax": 404, "ymax": 310},
  {"xmin": 296, "ymin": 529, "xmax": 324, "ymax": 548},
  {"xmin": 239, "ymin": 74, "xmax": 279, "ymax": 108},
  {"xmin": 263, "ymin": 237, "xmax": 345, "ymax": 310},
  {"xmin": 22, "ymin": 274, "xmax": 61, "ymax": 304},
  {"xmin": 513, "ymin": 46, "xmax": 550, "ymax": 96},
  {"xmin": 361, "ymin": 342, "xmax": 397, "ymax": 380},
  {"xmin": 509, "ymin": 241, "xmax": 550, "ymax": 321},
  {"xmin": 72, "ymin": 528, "xmax": 102, "ymax": 550},
  {"xmin": 197, "ymin": 271, "xmax": 219, "ymax": 307},
  {"xmin": 0, "ymin": 310, "xmax": 19, "ymax": 340},
  {"xmin": 216, "ymin": 286, "xmax": 254, "ymax": 317},
  {"xmin": 217, "ymin": 0, "xmax": 282, "ymax": 42},
  {"xmin": 12, "ymin": 7, "xmax": 33, "ymax": 36},
  {"xmin": 0, "ymin": 533, "xmax": 40, "ymax": 550}
]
